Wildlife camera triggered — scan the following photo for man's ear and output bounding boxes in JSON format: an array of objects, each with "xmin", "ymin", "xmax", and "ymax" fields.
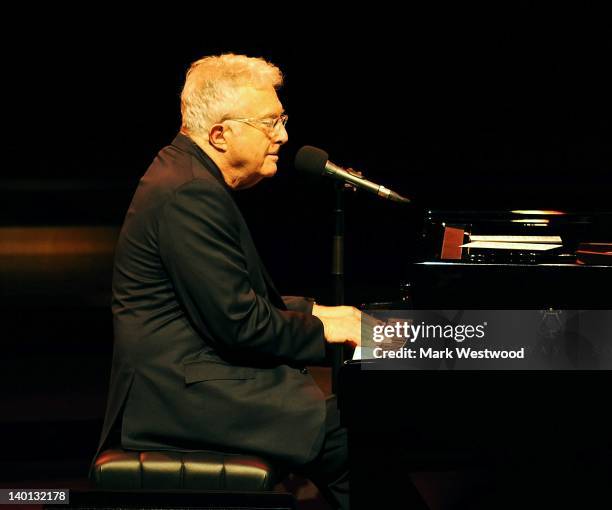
[{"xmin": 208, "ymin": 124, "xmax": 228, "ymax": 151}]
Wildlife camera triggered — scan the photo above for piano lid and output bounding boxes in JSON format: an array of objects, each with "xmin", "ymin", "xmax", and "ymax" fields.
[
  {"xmin": 420, "ymin": 209, "xmax": 612, "ymax": 265},
  {"xmin": 408, "ymin": 208, "xmax": 612, "ymax": 308}
]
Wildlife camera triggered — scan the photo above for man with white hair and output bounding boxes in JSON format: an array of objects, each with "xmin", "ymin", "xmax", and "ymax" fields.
[{"xmin": 96, "ymin": 54, "xmax": 360, "ymax": 509}]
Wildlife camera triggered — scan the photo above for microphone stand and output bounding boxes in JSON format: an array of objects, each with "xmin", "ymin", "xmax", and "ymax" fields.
[{"xmin": 331, "ymin": 181, "xmax": 345, "ymax": 393}]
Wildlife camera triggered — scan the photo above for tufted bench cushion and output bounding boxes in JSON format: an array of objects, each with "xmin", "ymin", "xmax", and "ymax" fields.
[{"xmin": 92, "ymin": 448, "xmax": 280, "ymax": 491}]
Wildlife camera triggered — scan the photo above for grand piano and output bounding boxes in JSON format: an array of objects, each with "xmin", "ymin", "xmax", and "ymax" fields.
[{"xmin": 340, "ymin": 208, "xmax": 612, "ymax": 509}]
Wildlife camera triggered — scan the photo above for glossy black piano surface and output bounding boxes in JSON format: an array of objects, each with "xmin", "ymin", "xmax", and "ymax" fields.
[
  {"xmin": 408, "ymin": 209, "xmax": 612, "ymax": 309},
  {"xmin": 339, "ymin": 362, "xmax": 612, "ymax": 508}
]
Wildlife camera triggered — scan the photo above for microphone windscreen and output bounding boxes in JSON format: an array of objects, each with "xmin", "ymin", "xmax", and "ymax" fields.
[{"xmin": 294, "ymin": 145, "xmax": 329, "ymax": 175}]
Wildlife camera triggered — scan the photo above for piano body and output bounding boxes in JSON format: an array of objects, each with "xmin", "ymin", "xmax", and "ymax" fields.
[{"xmin": 340, "ymin": 209, "xmax": 612, "ymax": 509}]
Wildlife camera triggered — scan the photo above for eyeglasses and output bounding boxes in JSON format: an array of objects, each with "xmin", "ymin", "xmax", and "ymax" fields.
[{"xmin": 224, "ymin": 113, "xmax": 288, "ymax": 134}]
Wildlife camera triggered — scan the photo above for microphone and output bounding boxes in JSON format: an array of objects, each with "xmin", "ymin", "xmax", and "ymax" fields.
[{"xmin": 294, "ymin": 145, "xmax": 410, "ymax": 203}]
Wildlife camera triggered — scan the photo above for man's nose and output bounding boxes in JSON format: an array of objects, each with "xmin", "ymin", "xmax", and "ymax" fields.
[{"xmin": 276, "ymin": 123, "xmax": 288, "ymax": 145}]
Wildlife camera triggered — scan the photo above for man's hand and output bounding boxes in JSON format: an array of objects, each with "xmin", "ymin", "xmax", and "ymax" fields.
[
  {"xmin": 312, "ymin": 304, "xmax": 361, "ymax": 320},
  {"xmin": 312, "ymin": 304, "xmax": 364, "ymax": 347}
]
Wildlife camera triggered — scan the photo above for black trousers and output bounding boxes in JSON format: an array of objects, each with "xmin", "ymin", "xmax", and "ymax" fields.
[{"xmin": 293, "ymin": 394, "xmax": 350, "ymax": 510}]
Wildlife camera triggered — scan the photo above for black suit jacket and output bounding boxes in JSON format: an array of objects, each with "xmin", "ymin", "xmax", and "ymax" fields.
[{"xmin": 96, "ymin": 134, "xmax": 327, "ymax": 466}]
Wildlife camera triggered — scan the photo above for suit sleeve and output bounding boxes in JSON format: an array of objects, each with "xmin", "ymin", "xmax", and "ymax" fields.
[
  {"xmin": 158, "ymin": 179, "xmax": 326, "ymax": 365},
  {"xmin": 282, "ymin": 296, "xmax": 315, "ymax": 315}
]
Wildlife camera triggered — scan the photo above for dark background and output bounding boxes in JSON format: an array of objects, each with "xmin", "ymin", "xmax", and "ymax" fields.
[
  {"xmin": 1, "ymin": 7, "xmax": 610, "ymax": 487},
  {"xmin": 5, "ymin": 12, "xmax": 611, "ymax": 298}
]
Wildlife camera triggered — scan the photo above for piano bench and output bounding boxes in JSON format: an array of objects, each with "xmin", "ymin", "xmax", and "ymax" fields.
[{"xmin": 92, "ymin": 448, "xmax": 281, "ymax": 491}]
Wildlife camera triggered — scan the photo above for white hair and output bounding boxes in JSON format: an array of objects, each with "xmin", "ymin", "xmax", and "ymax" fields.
[{"xmin": 180, "ymin": 53, "xmax": 283, "ymax": 136}]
